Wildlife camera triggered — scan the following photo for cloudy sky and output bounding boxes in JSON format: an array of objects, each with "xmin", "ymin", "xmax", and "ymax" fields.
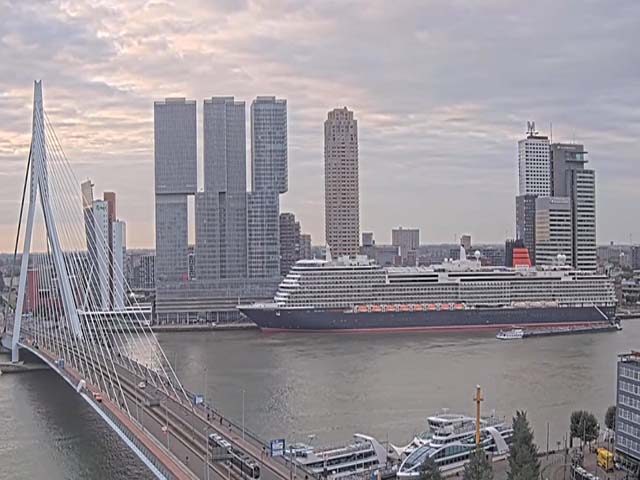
[{"xmin": 0, "ymin": 0, "xmax": 638, "ymax": 251}]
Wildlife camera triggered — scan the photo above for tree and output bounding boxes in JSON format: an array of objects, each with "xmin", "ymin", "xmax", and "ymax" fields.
[
  {"xmin": 419, "ymin": 456, "xmax": 442, "ymax": 480},
  {"xmin": 508, "ymin": 410, "xmax": 540, "ymax": 480},
  {"xmin": 605, "ymin": 406, "xmax": 616, "ymax": 431},
  {"xmin": 463, "ymin": 447, "xmax": 494, "ymax": 480},
  {"xmin": 570, "ymin": 410, "xmax": 600, "ymax": 444}
]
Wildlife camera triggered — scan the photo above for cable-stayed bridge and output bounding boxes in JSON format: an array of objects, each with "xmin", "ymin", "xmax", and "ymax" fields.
[{"xmin": 0, "ymin": 81, "xmax": 308, "ymax": 480}]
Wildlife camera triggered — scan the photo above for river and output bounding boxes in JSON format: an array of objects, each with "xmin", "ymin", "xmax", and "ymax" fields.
[{"xmin": 1, "ymin": 322, "xmax": 636, "ymax": 479}]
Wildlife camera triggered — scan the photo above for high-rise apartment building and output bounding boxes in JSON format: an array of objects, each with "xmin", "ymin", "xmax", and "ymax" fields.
[
  {"xmin": 534, "ymin": 196, "xmax": 572, "ymax": 266},
  {"xmin": 299, "ymin": 234, "xmax": 312, "ymax": 260},
  {"xmin": 324, "ymin": 107, "xmax": 360, "ymax": 258},
  {"xmin": 154, "ymin": 98, "xmax": 196, "ymax": 284},
  {"xmin": 550, "ymin": 143, "xmax": 596, "ymax": 270},
  {"xmin": 248, "ymin": 96, "xmax": 287, "ymax": 279},
  {"xmin": 460, "ymin": 235, "xmax": 472, "ymax": 252},
  {"xmin": 196, "ymin": 97, "xmax": 247, "ymax": 280}
]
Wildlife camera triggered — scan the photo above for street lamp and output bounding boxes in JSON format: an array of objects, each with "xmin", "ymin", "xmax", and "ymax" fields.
[{"xmin": 242, "ymin": 389, "xmax": 245, "ymax": 441}]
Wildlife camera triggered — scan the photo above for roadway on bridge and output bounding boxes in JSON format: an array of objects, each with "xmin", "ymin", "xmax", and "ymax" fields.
[{"xmin": 20, "ymin": 340, "xmax": 307, "ymax": 480}]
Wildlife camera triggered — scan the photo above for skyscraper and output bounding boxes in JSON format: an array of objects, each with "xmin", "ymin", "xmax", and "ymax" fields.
[
  {"xmin": 154, "ymin": 98, "xmax": 196, "ymax": 284},
  {"xmin": 518, "ymin": 122, "xmax": 550, "ymax": 196},
  {"xmin": 550, "ymin": 143, "xmax": 596, "ymax": 270},
  {"xmin": 196, "ymin": 97, "xmax": 247, "ymax": 280},
  {"xmin": 324, "ymin": 107, "xmax": 360, "ymax": 258},
  {"xmin": 516, "ymin": 122, "xmax": 550, "ymax": 264},
  {"xmin": 248, "ymin": 96, "xmax": 287, "ymax": 279}
]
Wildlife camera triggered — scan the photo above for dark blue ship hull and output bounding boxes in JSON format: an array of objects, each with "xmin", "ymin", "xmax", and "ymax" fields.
[{"xmin": 238, "ymin": 306, "xmax": 617, "ymax": 332}]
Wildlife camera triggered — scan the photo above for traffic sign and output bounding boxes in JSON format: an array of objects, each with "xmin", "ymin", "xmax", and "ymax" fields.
[{"xmin": 270, "ymin": 438, "xmax": 285, "ymax": 457}]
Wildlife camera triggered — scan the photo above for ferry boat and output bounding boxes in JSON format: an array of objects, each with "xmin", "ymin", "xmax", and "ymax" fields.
[
  {"xmin": 395, "ymin": 413, "xmax": 512, "ymax": 477},
  {"xmin": 287, "ymin": 434, "xmax": 387, "ymax": 480},
  {"xmin": 496, "ymin": 328, "xmax": 525, "ymax": 340},
  {"xmin": 239, "ymin": 246, "xmax": 617, "ymax": 333}
]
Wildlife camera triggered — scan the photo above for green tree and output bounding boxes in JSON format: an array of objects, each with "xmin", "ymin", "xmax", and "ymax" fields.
[
  {"xmin": 463, "ymin": 447, "xmax": 494, "ymax": 480},
  {"xmin": 605, "ymin": 406, "xmax": 616, "ymax": 431},
  {"xmin": 508, "ymin": 410, "xmax": 540, "ymax": 480},
  {"xmin": 570, "ymin": 410, "xmax": 600, "ymax": 444},
  {"xmin": 419, "ymin": 456, "xmax": 442, "ymax": 480}
]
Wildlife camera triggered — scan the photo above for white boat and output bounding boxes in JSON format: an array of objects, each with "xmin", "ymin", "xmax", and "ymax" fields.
[
  {"xmin": 496, "ymin": 328, "xmax": 525, "ymax": 340},
  {"xmin": 395, "ymin": 413, "xmax": 512, "ymax": 477},
  {"xmin": 287, "ymin": 434, "xmax": 387, "ymax": 480}
]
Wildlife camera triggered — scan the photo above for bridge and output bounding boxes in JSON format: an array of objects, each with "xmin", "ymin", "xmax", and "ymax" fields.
[{"xmin": 0, "ymin": 81, "xmax": 311, "ymax": 480}]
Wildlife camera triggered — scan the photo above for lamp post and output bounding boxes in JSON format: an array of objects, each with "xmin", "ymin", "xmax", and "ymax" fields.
[{"xmin": 242, "ymin": 389, "xmax": 245, "ymax": 441}]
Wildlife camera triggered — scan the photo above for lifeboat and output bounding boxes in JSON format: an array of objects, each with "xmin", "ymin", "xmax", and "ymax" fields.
[
  {"xmin": 371, "ymin": 305, "xmax": 382, "ymax": 312},
  {"xmin": 440, "ymin": 303, "xmax": 450, "ymax": 311},
  {"xmin": 454, "ymin": 303, "xmax": 464, "ymax": 310},
  {"xmin": 412, "ymin": 304, "xmax": 423, "ymax": 311},
  {"xmin": 399, "ymin": 304, "xmax": 410, "ymax": 312},
  {"xmin": 385, "ymin": 305, "xmax": 396, "ymax": 312},
  {"xmin": 427, "ymin": 304, "xmax": 436, "ymax": 311},
  {"xmin": 357, "ymin": 305, "xmax": 369, "ymax": 313}
]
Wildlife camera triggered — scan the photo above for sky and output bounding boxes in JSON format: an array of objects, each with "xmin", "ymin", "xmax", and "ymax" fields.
[{"xmin": 0, "ymin": 0, "xmax": 639, "ymax": 252}]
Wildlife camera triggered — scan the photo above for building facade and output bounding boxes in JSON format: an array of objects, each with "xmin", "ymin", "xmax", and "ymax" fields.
[
  {"xmin": 196, "ymin": 97, "xmax": 248, "ymax": 280},
  {"xmin": 550, "ymin": 143, "xmax": 596, "ymax": 270},
  {"xmin": 154, "ymin": 98, "xmax": 196, "ymax": 284},
  {"xmin": 518, "ymin": 123, "xmax": 550, "ymax": 196},
  {"xmin": 392, "ymin": 227, "xmax": 420, "ymax": 266},
  {"xmin": 616, "ymin": 352, "xmax": 640, "ymax": 471},
  {"xmin": 324, "ymin": 107, "xmax": 360, "ymax": 258},
  {"xmin": 535, "ymin": 196, "xmax": 573, "ymax": 266},
  {"xmin": 279, "ymin": 212, "xmax": 301, "ymax": 276},
  {"xmin": 516, "ymin": 194, "xmax": 537, "ymax": 265},
  {"xmin": 248, "ymin": 97, "xmax": 287, "ymax": 280}
]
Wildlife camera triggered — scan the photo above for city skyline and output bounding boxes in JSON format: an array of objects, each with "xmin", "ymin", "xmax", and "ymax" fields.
[{"xmin": 0, "ymin": 1, "xmax": 639, "ymax": 251}]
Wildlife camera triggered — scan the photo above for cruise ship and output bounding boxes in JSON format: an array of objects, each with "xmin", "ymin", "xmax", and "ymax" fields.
[
  {"xmin": 287, "ymin": 434, "xmax": 387, "ymax": 479},
  {"xmin": 395, "ymin": 412, "xmax": 513, "ymax": 477},
  {"xmin": 239, "ymin": 247, "xmax": 617, "ymax": 333}
]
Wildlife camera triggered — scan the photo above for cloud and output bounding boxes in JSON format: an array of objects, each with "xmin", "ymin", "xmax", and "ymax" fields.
[{"xmin": 0, "ymin": 0, "xmax": 638, "ymax": 251}]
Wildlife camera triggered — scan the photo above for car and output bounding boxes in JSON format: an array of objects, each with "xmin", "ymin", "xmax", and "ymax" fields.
[
  {"xmin": 137, "ymin": 381, "xmax": 146, "ymax": 389},
  {"xmin": 93, "ymin": 392, "xmax": 103, "ymax": 403},
  {"xmin": 144, "ymin": 398, "xmax": 161, "ymax": 407}
]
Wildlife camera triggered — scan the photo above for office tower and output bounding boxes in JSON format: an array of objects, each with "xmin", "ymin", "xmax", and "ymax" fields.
[
  {"xmin": 534, "ymin": 197, "xmax": 572, "ymax": 266},
  {"xmin": 129, "ymin": 253, "xmax": 155, "ymax": 290},
  {"xmin": 103, "ymin": 191, "xmax": 117, "ymax": 307},
  {"xmin": 324, "ymin": 107, "xmax": 360, "ymax": 258},
  {"xmin": 87, "ymin": 199, "xmax": 110, "ymax": 310},
  {"xmin": 392, "ymin": 227, "xmax": 420, "ymax": 265},
  {"xmin": 197, "ymin": 97, "xmax": 247, "ymax": 280},
  {"xmin": 279, "ymin": 212, "xmax": 301, "ymax": 276},
  {"xmin": 111, "ymin": 220, "xmax": 126, "ymax": 310},
  {"xmin": 154, "ymin": 98, "xmax": 197, "ymax": 284},
  {"xmin": 299, "ymin": 234, "xmax": 312, "ymax": 260},
  {"xmin": 550, "ymin": 143, "xmax": 596, "ymax": 270},
  {"xmin": 616, "ymin": 352, "xmax": 640, "ymax": 470},
  {"xmin": 460, "ymin": 234, "xmax": 472, "ymax": 252},
  {"xmin": 248, "ymin": 96, "xmax": 287, "ymax": 279},
  {"xmin": 518, "ymin": 122, "xmax": 550, "ymax": 196},
  {"xmin": 516, "ymin": 122, "xmax": 550, "ymax": 265}
]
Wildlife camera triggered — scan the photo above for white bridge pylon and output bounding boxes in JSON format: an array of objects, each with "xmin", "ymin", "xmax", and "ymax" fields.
[{"xmin": 11, "ymin": 80, "xmax": 82, "ymax": 361}]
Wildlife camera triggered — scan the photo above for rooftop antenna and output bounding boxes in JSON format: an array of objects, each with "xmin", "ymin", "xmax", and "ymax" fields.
[{"xmin": 549, "ymin": 122, "xmax": 553, "ymax": 143}]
